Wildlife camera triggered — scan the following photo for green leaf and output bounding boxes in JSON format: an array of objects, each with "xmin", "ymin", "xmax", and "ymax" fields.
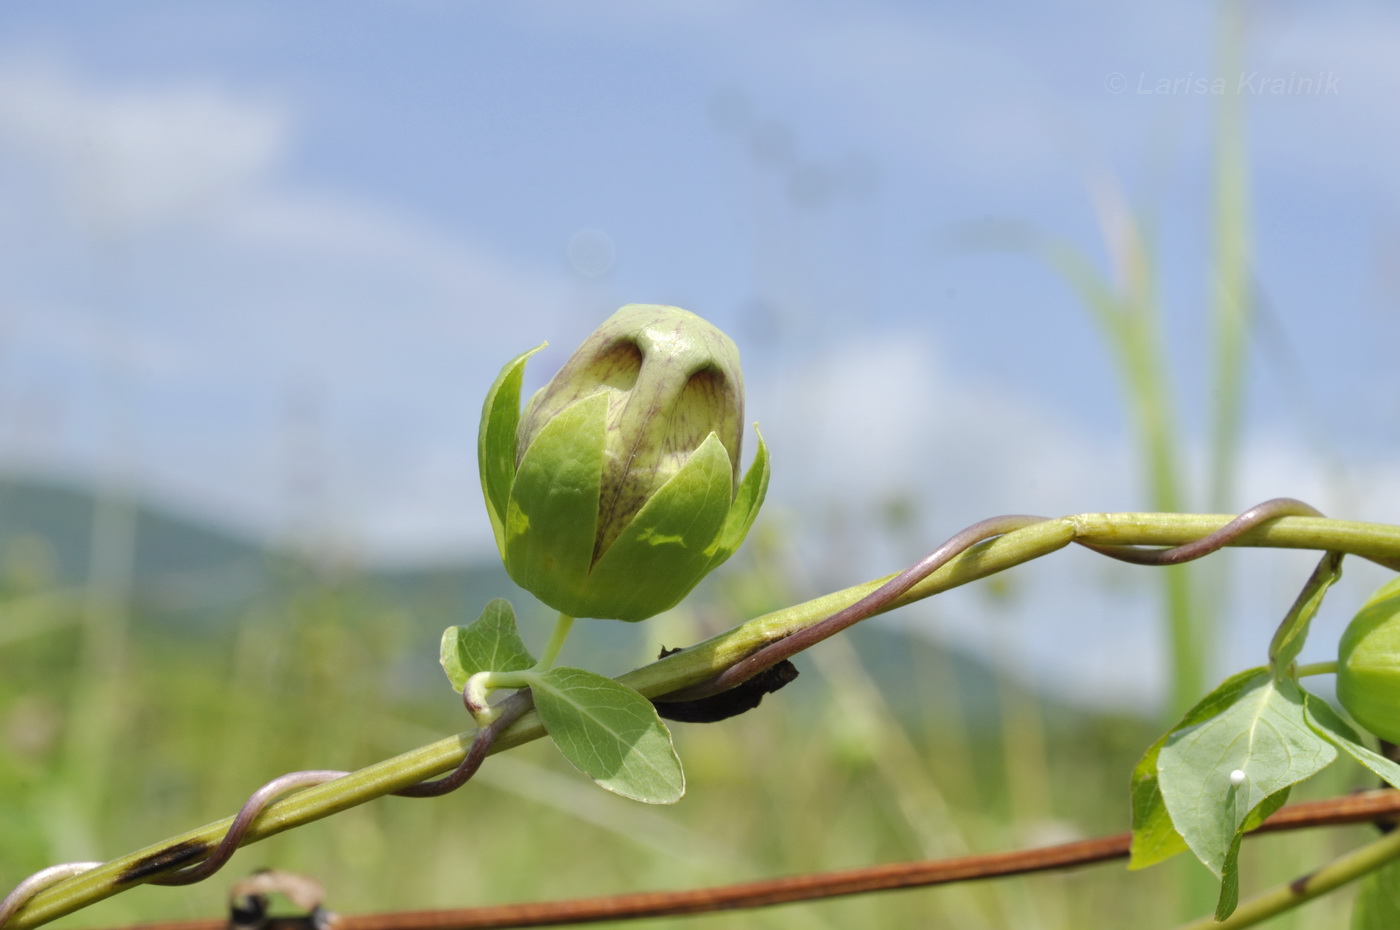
[
  {"xmin": 584, "ymin": 431, "xmax": 734, "ymax": 621},
  {"xmin": 1129, "ymin": 666, "xmax": 1270, "ymax": 869},
  {"xmin": 704, "ymin": 426, "xmax": 770, "ymax": 573},
  {"xmin": 1269, "ymin": 550, "xmax": 1344, "ymax": 674},
  {"xmin": 1158, "ymin": 676, "xmax": 1337, "ymax": 919},
  {"xmin": 439, "ymin": 599, "xmax": 537, "ymax": 692},
  {"xmin": 1353, "ymin": 858, "xmax": 1400, "ymax": 929},
  {"xmin": 1128, "ymin": 749, "xmax": 1189, "ymax": 870},
  {"xmin": 531, "ymin": 666, "xmax": 685, "ymax": 804},
  {"xmin": 505, "ymin": 392, "xmax": 608, "ymax": 613},
  {"xmin": 1304, "ymin": 692, "xmax": 1400, "ymax": 788},
  {"xmin": 1215, "ymin": 787, "xmax": 1291, "ymax": 921},
  {"xmin": 478, "ymin": 343, "xmax": 545, "ymax": 554}
]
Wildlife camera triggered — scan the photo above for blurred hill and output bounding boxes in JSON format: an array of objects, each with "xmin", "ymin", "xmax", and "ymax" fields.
[
  {"xmin": 0, "ymin": 471, "xmax": 1085, "ymax": 728},
  {"xmin": 0, "ymin": 472, "xmax": 518, "ymax": 628}
]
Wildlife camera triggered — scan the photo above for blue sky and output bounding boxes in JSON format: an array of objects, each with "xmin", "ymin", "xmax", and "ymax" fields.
[{"xmin": 1, "ymin": 1, "xmax": 1397, "ymax": 703}]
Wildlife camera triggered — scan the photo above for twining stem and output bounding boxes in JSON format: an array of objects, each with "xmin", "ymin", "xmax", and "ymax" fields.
[
  {"xmin": 1174, "ymin": 825, "xmax": 1400, "ymax": 930},
  {"xmin": 465, "ymin": 613, "xmax": 574, "ymax": 723},
  {"xmin": 8, "ymin": 510, "xmax": 1400, "ymax": 930}
]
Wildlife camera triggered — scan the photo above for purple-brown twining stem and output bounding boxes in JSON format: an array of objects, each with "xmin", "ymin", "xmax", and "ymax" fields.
[
  {"xmin": 158, "ymin": 693, "xmax": 529, "ymax": 884},
  {"xmin": 1079, "ymin": 497, "xmax": 1326, "ymax": 565},
  {"xmin": 664, "ymin": 498, "xmax": 1350, "ymax": 703},
  {"xmin": 0, "ymin": 864, "xmax": 102, "ymax": 929},
  {"xmin": 0, "ymin": 699, "xmax": 532, "ymax": 923},
  {"xmin": 152, "ymin": 771, "xmax": 350, "ymax": 887},
  {"xmin": 393, "ymin": 692, "xmax": 530, "ymax": 798},
  {"xmin": 662, "ymin": 514, "xmax": 1050, "ymax": 702}
]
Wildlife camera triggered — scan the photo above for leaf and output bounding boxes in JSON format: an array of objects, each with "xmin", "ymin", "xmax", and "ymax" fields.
[
  {"xmin": 1214, "ymin": 787, "xmax": 1292, "ymax": 921},
  {"xmin": 1304, "ymin": 692, "xmax": 1400, "ymax": 788},
  {"xmin": 1158, "ymin": 676, "xmax": 1337, "ymax": 919},
  {"xmin": 439, "ymin": 599, "xmax": 536, "ymax": 692},
  {"xmin": 531, "ymin": 666, "xmax": 685, "ymax": 804},
  {"xmin": 1129, "ymin": 666, "xmax": 1271, "ymax": 870},
  {"xmin": 477, "ymin": 343, "xmax": 545, "ymax": 554},
  {"xmin": 1353, "ymin": 858, "xmax": 1400, "ymax": 929},
  {"xmin": 1268, "ymin": 550, "xmax": 1344, "ymax": 674}
]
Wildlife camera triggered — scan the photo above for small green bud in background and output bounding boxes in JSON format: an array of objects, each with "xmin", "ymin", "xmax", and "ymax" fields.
[
  {"xmin": 1336, "ymin": 577, "xmax": 1400, "ymax": 743},
  {"xmin": 478, "ymin": 304, "xmax": 770, "ymax": 622}
]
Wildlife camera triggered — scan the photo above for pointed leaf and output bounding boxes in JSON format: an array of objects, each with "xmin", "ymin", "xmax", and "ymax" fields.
[
  {"xmin": 1304, "ymin": 692, "xmax": 1400, "ymax": 788},
  {"xmin": 1158, "ymin": 676, "xmax": 1336, "ymax": 917},
  {"xmin": 439, "ymin": 599, "xmax": 537, "ymax": 692},
  {"xmin": 478, "ymin": 343, "xmax": 546, "ymax": 553},
  {"xmin": 1129, "ymin": 667, "xmax": 1270, "ymax": 869},
  {"xmin": 1214, "ymin": 787, "xmax": 1291, "ymax": 920},
  {"xmin": 505, "ymin": 392, "xmax": 607, "ymax": 612},
  {"xmin": 1269, "ymin": 550, "xmax": 1344, "ymax": 674},
  {"xmin": 705, "ymin": 426, "xmax": 770, "ymax": 572},
  {"xmin": 531, "ymin": 666, "xmax": 685, "ymax": 803},
  {"xmin": 584, "ymin": 431, "xmax": 734, "ymax": 621}
]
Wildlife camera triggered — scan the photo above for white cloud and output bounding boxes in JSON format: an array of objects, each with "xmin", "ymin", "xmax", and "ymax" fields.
[
  {"xmin": 752, "ymin": 330, "xmax": 1400, "ymax": 710},
  {"xmin": 0, "ymin": 58, "xmax": 286, "ymax": 229},
  {"xmin": 0, "ymin": 57, "xmax": 573, "ymax": 557}
]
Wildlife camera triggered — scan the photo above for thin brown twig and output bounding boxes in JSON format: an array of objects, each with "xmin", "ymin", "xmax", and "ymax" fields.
[{"xmin": 82, "ymin": 790, "xmax": 1400, "ymax": 930}]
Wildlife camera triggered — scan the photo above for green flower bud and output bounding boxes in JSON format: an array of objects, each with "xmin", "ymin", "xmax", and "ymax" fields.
[
  {"xmin": 1336, "ymin": 577, "xmax": 1400, "ymax": 743},
  {"xmin": 478, "ymin": 304, "xmax": 770, "ymax": 622}
]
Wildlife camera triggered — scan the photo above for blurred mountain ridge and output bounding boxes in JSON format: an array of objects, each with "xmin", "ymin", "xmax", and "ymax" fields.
[{"xmin": 0, "ymin": 471, "xmax": 1088, "ymax": 729}]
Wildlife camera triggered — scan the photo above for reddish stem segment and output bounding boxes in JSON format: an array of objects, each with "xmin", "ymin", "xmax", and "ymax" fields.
[
  {"xmin": 1079, "ymin": 497, "xmax": 1325, "ymax": 565},
  {"xmin": 661, "ymin": 497, "xmax": 1346, "ymax": 704},
  {"xmin": 69, "ymin": 790, "xmax": 1400, "ymax": 930}
]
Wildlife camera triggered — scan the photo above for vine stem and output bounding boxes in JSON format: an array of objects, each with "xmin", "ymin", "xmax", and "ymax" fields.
[
  {"xmin": 1174, "ymin": 824, "xmax": 1400, "ymax": 930},
  {"xmin": 1295, "ymin": 661, "xmax": 1338, "ymax": 678},
  {"xmin": 7, "ymin": 509, "xmax": 1400, "ymax": 930},
  {"xmin": 536, "ymin": 613, "xmax": 574, "ymax": 670}
]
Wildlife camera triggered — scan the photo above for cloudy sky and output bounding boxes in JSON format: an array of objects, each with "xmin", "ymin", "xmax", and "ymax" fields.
[{"xmin": 2, "ymin": 1, "xmax": 1397, "ymax": 703}]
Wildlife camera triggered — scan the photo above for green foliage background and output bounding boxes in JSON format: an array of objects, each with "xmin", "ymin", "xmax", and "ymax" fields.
[{"xmin": 0, "ymin": 478, "xmax": 1374, "ymax": 929}]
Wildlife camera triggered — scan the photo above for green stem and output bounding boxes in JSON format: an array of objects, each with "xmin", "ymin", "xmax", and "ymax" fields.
[
  {"xmin": 537, "ymin": 612, "xmax": 574, "ymax": 670},
  {"xmin": 10, "ymin": 510, "xmax": 1400, "ymax": 930},
  {"xmin": 1174, "ymin": 825, "xmax": 1400, "ymax": 929},
  {"xmin": 464, "ymin": 614, "xmax": 573, "ymax": 724},
  {"xmin": 1295, "ymin": 661, "xmax": 1338, "ymax": 678}
]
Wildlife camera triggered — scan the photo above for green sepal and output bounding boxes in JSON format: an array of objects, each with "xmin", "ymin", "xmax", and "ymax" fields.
[
  {"xmin": 478, "ymin": 343, "xmax": 546, "ymax": 554},
  {"xmin": 585, "ymin": 431, "xmax": 734, "ymax": 621},
  {"xmin": 1337, "ymin": 577, "xmax": 1400, "ymax": 744},
  {"xmin": 439, "ymin": 599, "xmax": 537, "ymax": 692},
  {"xmin": 704, "ymin": 426, "xmax": 770, "ymax": 573},
  {"xmin": 505, "ymin": 391, "xmax": 607, "ymax": 615}
]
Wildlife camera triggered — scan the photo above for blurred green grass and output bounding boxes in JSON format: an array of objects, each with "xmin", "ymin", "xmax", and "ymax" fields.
[{"xmin": 0, "ymin": 488, "xmax": 1372, "ymax": 929}]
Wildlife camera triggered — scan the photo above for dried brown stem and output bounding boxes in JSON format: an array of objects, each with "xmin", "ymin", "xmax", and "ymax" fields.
[{"xmin": 80, "ymin": 790, "xmax": 1400, "ymax": 930}]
